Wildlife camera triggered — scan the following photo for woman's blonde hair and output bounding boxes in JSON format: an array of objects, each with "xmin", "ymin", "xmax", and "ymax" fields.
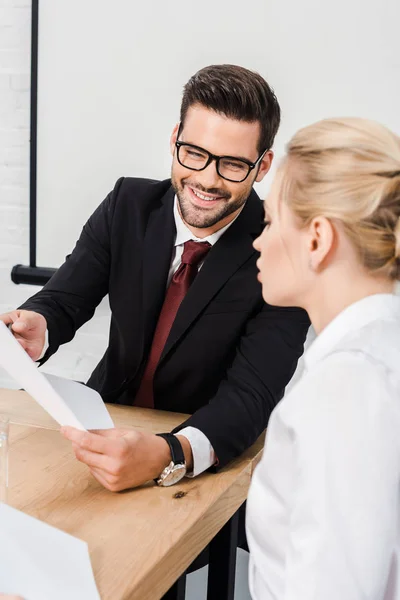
[{"xmin": 280, "ymin": 117, "xmax": 400, "ymax": 279}]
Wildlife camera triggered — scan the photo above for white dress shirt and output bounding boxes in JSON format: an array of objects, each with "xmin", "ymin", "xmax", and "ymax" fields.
[
  {"xmin": 40, "ymin": 196, "xmax": 241, "ymax": 478},
  {"xmin": 246, "ymin": 293, "xmax": 400, "ymax": 600}
]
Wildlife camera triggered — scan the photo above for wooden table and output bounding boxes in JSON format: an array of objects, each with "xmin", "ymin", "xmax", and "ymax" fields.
[{"xmin": 0, "ymin": 389, "xmax": 263, "ymax": 600}]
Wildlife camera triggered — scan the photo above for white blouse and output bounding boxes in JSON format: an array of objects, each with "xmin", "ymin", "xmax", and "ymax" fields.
[{"xmin": 246, "ymin": 294, "xmax": 400, "ymax": 600}]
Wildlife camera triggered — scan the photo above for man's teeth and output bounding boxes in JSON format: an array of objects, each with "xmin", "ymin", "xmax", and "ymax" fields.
[{"xmin": 192, "ymin": 188, "xmax": 218, "ymax": 201}]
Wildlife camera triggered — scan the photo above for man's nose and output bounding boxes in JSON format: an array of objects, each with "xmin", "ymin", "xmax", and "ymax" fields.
[{"xmin": 197, "ymin": 159, "xmax": 223, "ymax": 189}]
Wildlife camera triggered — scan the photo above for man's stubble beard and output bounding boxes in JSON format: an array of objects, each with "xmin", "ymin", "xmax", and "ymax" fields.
[{"xmin": 171, "ymin": 174, "xmax": 251, "ymax": 229}]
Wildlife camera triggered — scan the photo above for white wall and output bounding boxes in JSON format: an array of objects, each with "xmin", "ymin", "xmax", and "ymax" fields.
[
  {"xmin": 34, "ymin": 0, "xmax": 400, "ymax": 270},
  {"xmin": 0, "ymin": 0, "xmax": 110, "ymax": 388},
  {"xmin": 1, "ymin": 0, "xmax": 399, "ymax": 393},
  {"xmin": 35, "ymin": 0, "xmax": 276, "ymax": 269}
]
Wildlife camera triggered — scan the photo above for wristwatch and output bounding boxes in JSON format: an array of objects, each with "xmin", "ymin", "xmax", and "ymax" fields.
[{"xmin": 155, "ymin": 433, "xmax": 187, "ymax": 487}]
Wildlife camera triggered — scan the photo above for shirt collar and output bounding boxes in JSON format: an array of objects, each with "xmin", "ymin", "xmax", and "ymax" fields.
[
  {"xmin": 304, "ymin": 293, "xmax": 400, "ymax": 370},
  {"xmin": 173, "ymin": 195, "xmax": 243, "ymax": 247}
]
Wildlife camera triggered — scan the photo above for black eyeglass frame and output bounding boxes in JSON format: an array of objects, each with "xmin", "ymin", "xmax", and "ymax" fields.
[{"xmin": 175, "ymin": 140, "xmax": 268, "ymax": 183}]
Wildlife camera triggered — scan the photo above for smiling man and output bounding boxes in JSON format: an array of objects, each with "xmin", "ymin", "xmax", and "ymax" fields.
[{"xmin": 1, "ymin": 65, "xmax": 309, "ymax": 492}]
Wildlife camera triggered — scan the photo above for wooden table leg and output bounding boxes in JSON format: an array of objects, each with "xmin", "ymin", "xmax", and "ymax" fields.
[
  {"xmin": 206, "ymin": 507, "xmax": 240, "ymax": 600},
  {"xmin": 161, "ymin": 572, "xmax": 187, "ymax": 600}
]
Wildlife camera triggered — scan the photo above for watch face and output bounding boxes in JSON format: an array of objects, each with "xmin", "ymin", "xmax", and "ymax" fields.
[{"xmin": 159, "ymin": 463, "xmax": 186, "ymax": 487}]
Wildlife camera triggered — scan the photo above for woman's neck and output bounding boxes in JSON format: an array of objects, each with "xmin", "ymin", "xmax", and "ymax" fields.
[{"xmin": 305, "ymin": 272, "xmax": 395, "ymax": 335}]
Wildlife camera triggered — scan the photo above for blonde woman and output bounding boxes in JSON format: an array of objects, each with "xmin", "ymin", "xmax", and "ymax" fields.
[{"xmin": 246, "ymin": 118, "xmax": 400, "ymax": 599}]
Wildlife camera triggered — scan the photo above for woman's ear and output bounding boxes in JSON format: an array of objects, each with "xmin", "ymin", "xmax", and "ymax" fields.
[
  {"xmin": 255, "ymin": 151, "xmax": 273, "ymax": 182},
  {"xmin": 170, "ymin": 123, "xmax": 180, "ymax": 156},
  {"xmin": 308, "ymin": 216, "xmax": 335, "ymax": 271}
]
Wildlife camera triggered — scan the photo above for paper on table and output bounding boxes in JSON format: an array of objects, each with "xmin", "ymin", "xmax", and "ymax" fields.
[
  {"xmin": 0, "ymin": 502, "xmax": 100, "ymax": 600},
  {"xmin": 0, "ymin": 322, "xmax": 114, "ymax": 430}
]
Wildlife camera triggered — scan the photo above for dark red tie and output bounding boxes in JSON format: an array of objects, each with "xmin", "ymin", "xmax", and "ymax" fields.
[{"xmin": 135, "ymin": 240, "xmax": 211, "ymax": 408}]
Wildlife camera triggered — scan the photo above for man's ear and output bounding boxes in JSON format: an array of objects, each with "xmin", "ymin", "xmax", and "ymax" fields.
[
  {"xmin": 255, "ymin": 151, "xmax": 273, "ymax": 183},
  {"xmin": 170, "ymin": 122, "xmax": 180, "ymax": 156},
  {"xmin": 308, "ymin": 216, "xmax": 335, "ymax": 271}
]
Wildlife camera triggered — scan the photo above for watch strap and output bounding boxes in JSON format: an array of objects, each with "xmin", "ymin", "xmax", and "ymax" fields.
[{"xmin": 156, "ymin": 433, "xmax": 185, "ymax": 466}]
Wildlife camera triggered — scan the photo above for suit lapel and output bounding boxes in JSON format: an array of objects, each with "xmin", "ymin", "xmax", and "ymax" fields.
[
  {"xmin": 141, "ymin": 186, "xmax": 176, "ymax": 348},
  {"xmin": 160, "ymin": 190, "xmax": 263, "ymax": 362}
]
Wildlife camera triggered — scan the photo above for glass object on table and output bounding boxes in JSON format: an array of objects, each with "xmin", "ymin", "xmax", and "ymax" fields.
[{"xmin": 0, "ymin": 415, "xmax": 9, "ymax": 504}]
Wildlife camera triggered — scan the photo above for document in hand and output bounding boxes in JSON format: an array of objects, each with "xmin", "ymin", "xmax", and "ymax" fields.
[
  {"xmin": 0, "ymin": 502, "xmax": 100, "ymax": 600},
  {"xmin": 0, "ymin": 321, "xmax": 114, "ymax": 430}
]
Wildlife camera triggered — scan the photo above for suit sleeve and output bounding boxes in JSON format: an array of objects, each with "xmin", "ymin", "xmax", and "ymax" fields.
[
  {"xmin": 18, "ymin": 178, "xmax": 123, "ymax": 362},
  {"xmin": 173, "ymin": 303, "xmax": 310, "ymax": 468}
]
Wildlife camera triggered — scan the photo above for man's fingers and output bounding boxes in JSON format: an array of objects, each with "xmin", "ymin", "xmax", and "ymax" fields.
[
  {"xmin": 11, "ymin": 320, "xmax": 29, "ymax": 333},
  {"xmin": 89, "ymin": 428, "xmax": 129, "ymax": 438},
  {"xmin": 0, "ymin": 310, "xmax": 31, "ymax": 332},
  {"xmin": 0, "ymin": 311, "xmax": 45, "ymax": 362},
  {"xmin": 90, "ymin": 467, "xmax": 120, "ymax": 492},
  {"xmin": 0, "ymin": 311, "xmax": 18, "ymax": 327},
  {"xmin": 13, "ymin": 334, "xmax": 32, "ymax": 351},
  {"xmin": 90, "ymin": 467, "xmax": 110, "ymax": 487},
  {"xmin": 73, "ymin": 446, "xmax": 115, "ymax": 473},
  {"xmin": 1, "ymin": 310, "xmax": 41, "ymax": 328},
  {"xmin": 11, "ymin": 312, "xmax": 43, "ymax": 335},
  {"xmin": 61, "ymin": 426, "xmax": 115, "ymax": 454},
  {"xmin": 24, "ymin": 346, "xmax": 41, "ymax": 361},
  {"xmin": 11, "ymin": 334, "xmax": 41, "ymax": 361}
]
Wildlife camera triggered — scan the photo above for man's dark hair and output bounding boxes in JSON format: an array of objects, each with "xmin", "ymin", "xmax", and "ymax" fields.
[{"xmin": 180, "ymin": 64, "xmax": 281, "ymax": 153}]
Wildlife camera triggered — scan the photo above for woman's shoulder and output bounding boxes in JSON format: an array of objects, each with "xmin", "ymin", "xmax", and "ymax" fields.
[{"xmin": 277, "ymin": 348, "xmax": 400, "ymax": 435}]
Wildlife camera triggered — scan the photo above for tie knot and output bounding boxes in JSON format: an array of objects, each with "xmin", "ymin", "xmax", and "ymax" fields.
[{"xmin": 181, "ymin": 240, "xmax": 211, "ymax": 266}]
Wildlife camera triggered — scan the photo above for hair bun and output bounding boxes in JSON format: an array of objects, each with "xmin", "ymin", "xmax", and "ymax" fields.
[
  {"xmin": 394, "ymin": 215, "xmax": 400, "ymax": 259},
  {"xmin": 385, "ymin": 170, "xmax": 400, "ymax": 179}
]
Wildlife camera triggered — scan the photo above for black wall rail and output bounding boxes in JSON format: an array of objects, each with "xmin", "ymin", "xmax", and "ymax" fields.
[{"xmin": 11, "ymin": 0, "xmax": 57, "ymax": 286}]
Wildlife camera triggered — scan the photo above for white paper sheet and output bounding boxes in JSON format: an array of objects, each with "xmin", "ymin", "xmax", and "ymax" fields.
[
  {"xmin": 44, "ymin": 373, "xmax": 114, "ymax": 430},
  {"xmin": 0, "ymin": 502, "xmax": 101, "ymax": 600},
  {"xmin": 0, "ymin": 322, "xmax": 114, "ymax": 430}
]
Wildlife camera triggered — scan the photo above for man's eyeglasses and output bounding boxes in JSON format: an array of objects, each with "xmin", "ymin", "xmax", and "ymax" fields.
[{"xmin": 175, "ymin": 140, "xmax": 268, "ymax": 183}]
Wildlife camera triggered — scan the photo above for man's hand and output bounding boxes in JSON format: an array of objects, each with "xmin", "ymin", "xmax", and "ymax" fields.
[
  {"xmin": 60, "ymin": 426, "xmax": 193, "ymax": 492},
  {"xmin": 0, "ymin": 310, "xmax": 47, "ymax": 361}
]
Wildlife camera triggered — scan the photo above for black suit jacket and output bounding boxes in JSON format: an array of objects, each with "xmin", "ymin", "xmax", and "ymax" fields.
[{"xmin": 20, "ymin": 178, "xmax": 310, "ymax": 467}]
